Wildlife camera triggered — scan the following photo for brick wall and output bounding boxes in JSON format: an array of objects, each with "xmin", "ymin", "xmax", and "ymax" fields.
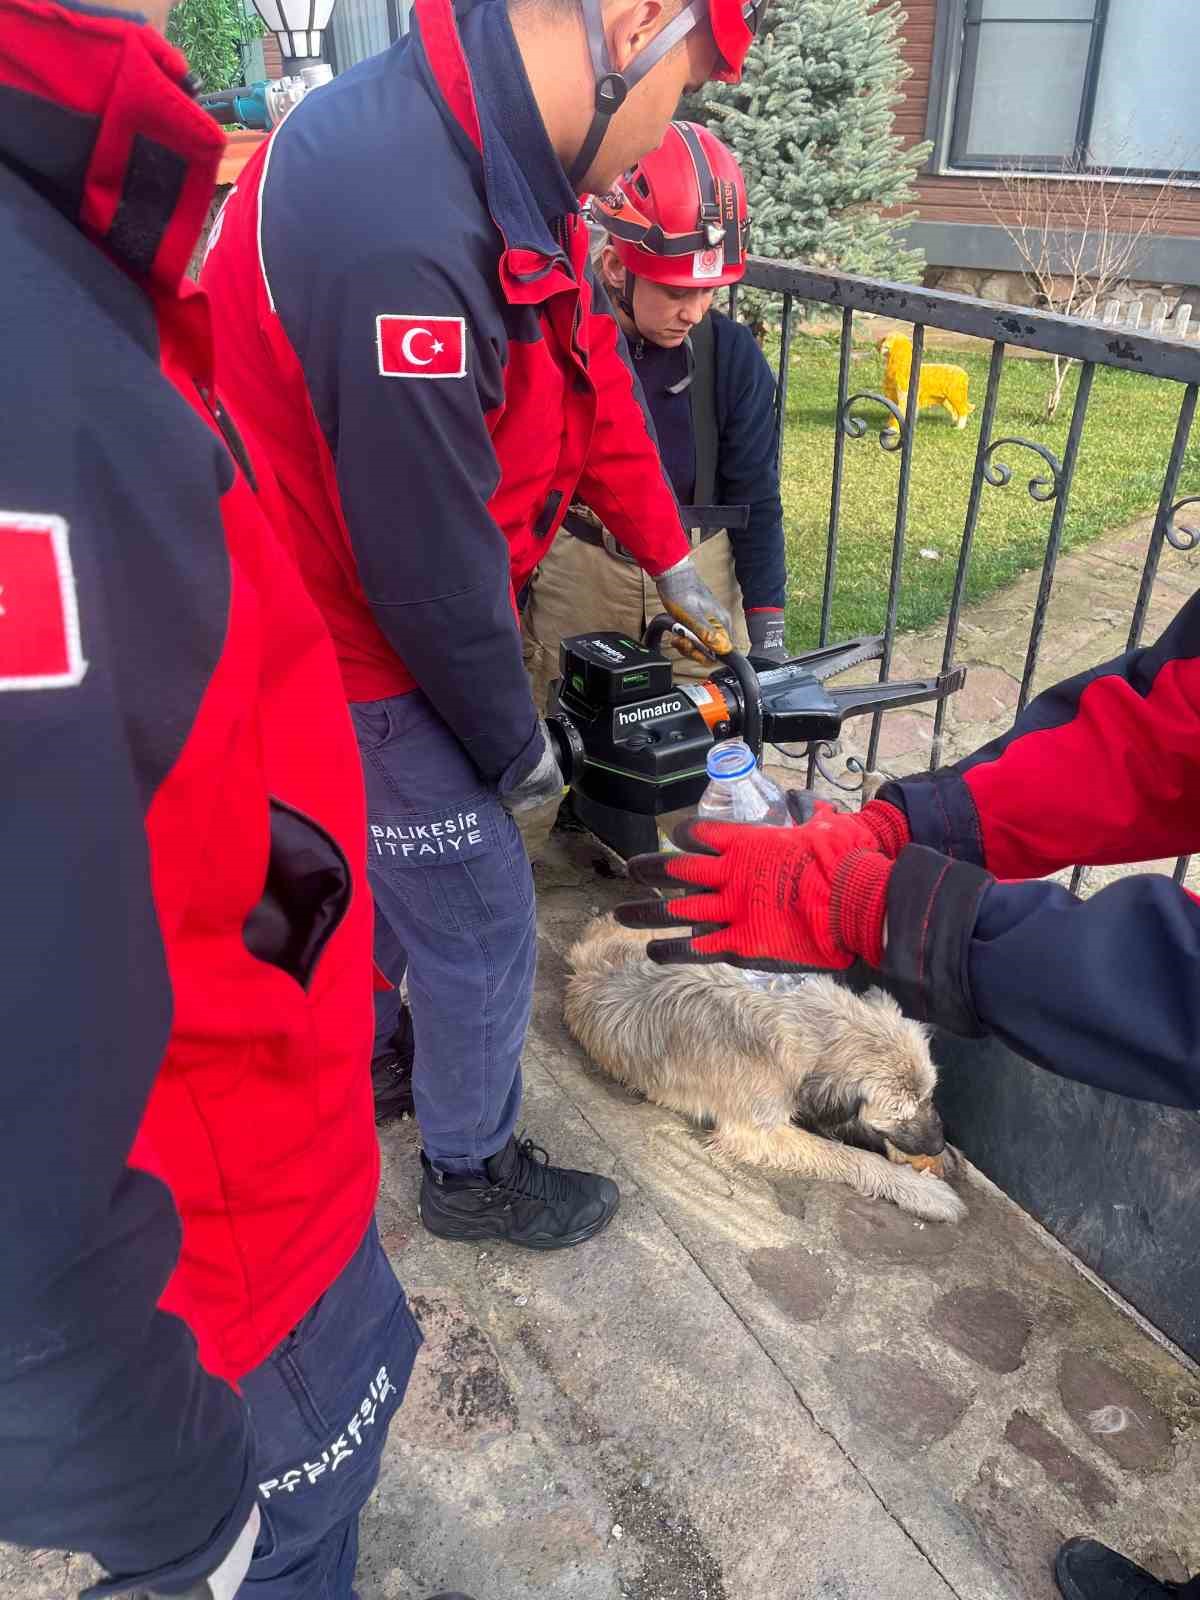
[
  {"xmin": 262, "ymin": 31, "xmax": 284, "ymax": 78},
  {"xmin": 893, "ymin": 1, "xmax": 1200, "ymax": 241}
]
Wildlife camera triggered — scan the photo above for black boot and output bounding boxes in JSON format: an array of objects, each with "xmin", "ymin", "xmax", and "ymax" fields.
[
  {"xmin": 372, "ymin": 1008, "xmax": 416, "ymax": 1123},
  {"xmin": 418, "ymin": 1134, "xmax": 619, "ymax": 1250},
  {"xmin": 1056, "ymin": 1539, "xmax": 1188, "ymax": 1600}
]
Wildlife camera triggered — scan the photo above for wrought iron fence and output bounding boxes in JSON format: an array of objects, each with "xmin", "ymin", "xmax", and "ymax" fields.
[{"xmin": 734, "ymin": 259, "xmax": 1200, "ymax": 894}]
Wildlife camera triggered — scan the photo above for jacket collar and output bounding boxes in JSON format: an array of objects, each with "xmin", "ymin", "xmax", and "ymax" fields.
[
  {"xmin": 461, "ymin": 0, "xmax": 577, "ymax": 232},
  {"xmin": 410, "ymin": 0, "xmax": 582, "ymax": 300},
  {"xmin": 0, "ymin": 0, "xmax": 223, "ymax": 294}
]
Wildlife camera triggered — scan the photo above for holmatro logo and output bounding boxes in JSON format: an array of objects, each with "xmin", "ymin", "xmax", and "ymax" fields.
[{"xmin": 616, "ymin": 696, "xmax": 685, "ymax": 728}]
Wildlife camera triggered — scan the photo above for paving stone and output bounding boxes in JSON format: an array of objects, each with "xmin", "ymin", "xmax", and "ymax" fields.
[
  {"xmin": 833, "ymin": 1353, "xmax": 968, "ymax": 1454},
  {"xmin": 962, "ymin": 1458, "xmax": 1066, "ymax": 1600},
  {"xmin": 402, "ymin": 1291, "xmax": 518, "ymax": 1449},
  {"xmin": 608, "ymin": 1473, "xmax": 727, "ymax": 1600},
  {"xmin": 946, "ymin": 664, "xmax": 1020, "ymax": 725},
  {"xmin": 871, "ymin": 709, "xmax": 932, "ymax": 761},
  {"xmin": 1058, "ymin": 1353, "xmax": 1173, "ymax": 1472},
  {"xmin": 771, "ymin": 1183, "xmax": 809, "ymax": 1224},
  {"xmin": 745, "ymin": 1246, "xmax": 839, "ymax": 1324},
  {"xmin": 1004, "ymin": 1410, "xmax": 1117, "ymax": 1511},
  {"xmin": 378, "ymin": 1223, "xmax": 415, "ymax": 1258},
  {"xmin": 531, "ymin": 940, "xmax": 582, "ymax": 1057},
  {"xmin": 934, "ymin": 1287, "xmax": 1032, "ymax": 1374},
  {"xmin": 835, "ymin": 1192, "xmax": 958, "ymax": 1265},
  {"xmin": 514, "ymin": 1506, "xmax": 606, "ymax": 1581},
  {"xmin": 1134, "ymin": 1544, "xmax": 1191, "ymax": 1585}
]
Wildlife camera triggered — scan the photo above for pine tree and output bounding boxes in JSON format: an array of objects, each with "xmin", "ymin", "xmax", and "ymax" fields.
[{"xmin": 687, "ymin": 0, "xmax": 930, "ymax": 320}]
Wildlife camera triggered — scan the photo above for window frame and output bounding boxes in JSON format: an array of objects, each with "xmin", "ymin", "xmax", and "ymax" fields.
[{"xmin": 927, "ymin": 0, "xmax": 1200, "ymax": 184}]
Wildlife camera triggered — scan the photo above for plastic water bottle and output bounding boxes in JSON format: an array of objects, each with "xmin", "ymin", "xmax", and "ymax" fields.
[
  {"xmin": 696, "ymin": 741, "xmax": 808, "ymax": 991},
  {"xmin": 697, "ymin": 740, "xmax": 793, "ymax": 827}
]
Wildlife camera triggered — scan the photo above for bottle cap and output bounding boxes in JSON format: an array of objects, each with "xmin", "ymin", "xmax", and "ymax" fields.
[{"xmin": 705, "ymin": 739, "xmax": 756, "ymax": 781}]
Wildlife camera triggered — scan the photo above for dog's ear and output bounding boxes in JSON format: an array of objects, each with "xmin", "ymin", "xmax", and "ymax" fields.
[
  {"xmin": 860, "ymin": 985, "xmax": 901, "ymax": 1018},
  {"xmin": 792, "ymin": 1067, "xmax": 866, "ymax": 1131},
  {"xmin": 861, "ymin": 986, "xmax": 934, "ymax": 1047}
]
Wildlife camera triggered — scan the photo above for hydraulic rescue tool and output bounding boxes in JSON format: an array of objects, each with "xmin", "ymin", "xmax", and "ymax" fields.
[{"xmin": 544, "ymin": 620, "xmax": 965, "ymax": 856}]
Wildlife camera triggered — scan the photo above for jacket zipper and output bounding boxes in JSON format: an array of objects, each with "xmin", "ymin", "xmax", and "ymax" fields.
[{"xmin": 196, "ymin": 382, "xmax": 259, "ymax": 493}]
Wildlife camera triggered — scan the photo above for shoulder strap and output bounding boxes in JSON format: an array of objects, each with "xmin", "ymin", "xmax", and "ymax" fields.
[{"xmin": 688, "ymin": 311, "xmax": 719, "ymax": 507}]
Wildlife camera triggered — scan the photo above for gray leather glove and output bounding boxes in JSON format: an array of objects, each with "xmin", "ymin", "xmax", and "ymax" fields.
[
  {"xmin": 146, "ymin": 1506, "xmax": 260, "ymax": 1600},
  {"xmin": 746, "ymin": 608, "xmax": 787, "ymax": 662},
  {"xmin": 500, "ymin": 719, "xmax": 567, "ymax": 814},
  {"xmin": 654, "ymin": 556, "xmax": 734, "ymax": 663}
]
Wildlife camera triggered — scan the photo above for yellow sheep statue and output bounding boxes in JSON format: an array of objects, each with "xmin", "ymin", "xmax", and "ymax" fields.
[{"xmin": 878, "ymin": 333, "xmax": 974, "ymax": 430}]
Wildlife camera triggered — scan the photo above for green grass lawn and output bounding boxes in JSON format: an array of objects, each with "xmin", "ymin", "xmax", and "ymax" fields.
[{"xmin": 777, "ymin": 331, "xmax": 1199, "ymax": 652}]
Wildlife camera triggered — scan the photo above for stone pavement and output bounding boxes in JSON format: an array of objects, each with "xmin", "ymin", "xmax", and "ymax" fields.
[
  {"xmin": 5, "ymin": 517, "xmax": 1199, "ymax": 1600},
  {"xmin": 6, "ymin": 819, "xmax": 1198, "ymax": 1600},
  {"xmin": 374, "ymin": 833, "xmax": 1200, "ymax": 1600}
]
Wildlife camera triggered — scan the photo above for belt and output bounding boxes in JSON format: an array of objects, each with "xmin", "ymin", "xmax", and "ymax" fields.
[{"xmin": 563, "ymin": 503, "xmax": 750, "ymax": 564}]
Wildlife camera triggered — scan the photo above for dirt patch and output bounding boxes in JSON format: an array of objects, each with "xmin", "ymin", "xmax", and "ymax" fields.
[
  {"xmin": 404, "ymin": 1292, "xmax": 518, "ymax": 1446},
  {"xmin": 609, "ymin": 1473, "xmax": 727, "ymax": 1600}
]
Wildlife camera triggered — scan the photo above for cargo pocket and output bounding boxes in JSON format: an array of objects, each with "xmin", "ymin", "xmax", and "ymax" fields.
[
  {"xmin": 246, "ymin": 1227, "xmax": 423, "ymax": 1569},
  {"xmin": 242, "ymin": 799, "xmax": 352, "ymax": 989},
  {"xmin": 366, "ymin": 798, "xmax": 529, "ymax": 933},
  {"xmin": 251, "ymin": 1500, "xmax": 278, "ymax": 1563}
]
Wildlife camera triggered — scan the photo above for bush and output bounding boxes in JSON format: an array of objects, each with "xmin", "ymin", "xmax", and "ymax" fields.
[
  {"xmin": 686, "ymin": 0, "xmax": 930, "ymax": 324},
  {"xmin": 167, "ymin": 0, "xmax": 260, "ymax": 92}
]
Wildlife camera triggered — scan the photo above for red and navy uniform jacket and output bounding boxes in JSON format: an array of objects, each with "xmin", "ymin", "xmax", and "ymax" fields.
[
  {"xmin": 628, "ymin": 310, "xmax": 787, "ymax": 611},
  {"xmin": 0, "ymin": 1, "xmax": 378, "ymax": 1588},
  {"xmin": 878, "ymin": 591, "xmax": 1200, "ymax": 1110},
  {"xmin": 201, "ymin": 0, "xmax": 692, "ymax": 788}
]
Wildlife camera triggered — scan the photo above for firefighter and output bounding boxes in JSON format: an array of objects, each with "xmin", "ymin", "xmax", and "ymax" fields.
[
  {"xmin": 525, "ymin": 120, "xmax": 788, "ymax": 718},
  {"xmin": 0, "ymin": 0, "xmax": 468, "ymax": 1594},
  {"xmin": 202, "ymin": 0, "xmax": 766, "ymax": 1250},
  {"xmin": 616, "ymin": 594, "xmax": 1200, "ymax": 1600}
]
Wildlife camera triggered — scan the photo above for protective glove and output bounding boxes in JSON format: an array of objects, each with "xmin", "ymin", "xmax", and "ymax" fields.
[
  {"xmin": 786, "ymin": 793, "xmax": 912, "ymax": 859},
  {"xmin": 745, "ymin": 608, "xmax": 787, "ymax": 662},
  {"xmin": 500, "ymin": 719, "xmax": 567, "ymax": 814},
  {"xmin": 654, "ymin": 555, "xmax": 734, "ymax": 663},
  {"xmin": 616, "ymin": 815, "xmax": 893, "ymax": 971},
  {"xmin": 146, "ymin": 1506, "xmax": 260, "ymax": 1600}
]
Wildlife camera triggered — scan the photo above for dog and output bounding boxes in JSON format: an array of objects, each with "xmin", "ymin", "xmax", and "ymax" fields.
[
  {"xmin": 878, "ymin": 332, "xmax": 974, "ymax": 430},
  {"xmin": 565, "ymin": 916, "xmax": 967, "ymax": 1224}
]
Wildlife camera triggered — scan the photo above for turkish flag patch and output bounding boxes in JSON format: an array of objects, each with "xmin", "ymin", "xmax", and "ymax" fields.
[
  {"xmin": 376, "ymin": 315, "xmax": 467, "ymax": 379},
  {"xmin": 0, "ymin": 513, "xmax": 87, "ymax": 691}
]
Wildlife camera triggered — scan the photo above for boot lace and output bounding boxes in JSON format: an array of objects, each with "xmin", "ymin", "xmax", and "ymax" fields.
[{"xmin": 496, "ymin": 1136, "xmax": 580, "ymax": 1206}]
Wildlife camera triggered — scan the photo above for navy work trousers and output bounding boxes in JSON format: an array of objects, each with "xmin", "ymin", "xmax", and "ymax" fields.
[
  {"xmin": 350, "ymin": 690, "xmax": 537, "ymax": 1174},
  {"xmin": 241, "ymin": 1222, "xmax": 422, "ymax": 1598}
]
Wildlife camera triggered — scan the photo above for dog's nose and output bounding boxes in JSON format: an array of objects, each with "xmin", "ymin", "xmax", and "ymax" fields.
[{"xmin": 890, "ymin": 1109, "xmax": 945, "ymax": 1157}]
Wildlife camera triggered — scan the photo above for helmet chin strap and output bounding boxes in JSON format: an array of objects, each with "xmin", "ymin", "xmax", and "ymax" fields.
[
  {"xmin": 568, "ymin": 0, "xmax": 710, "ymax": 189},
  {"xmin": 618, "ymin": 268, "xmax": 637, "ymax": 324},
  {"xmin": 667, "ymin": 333, "xmax": 696, "ymax": 393},
  {"xmin": 616, "ymin": 272, "xmax": 698, "ymax": 390}
]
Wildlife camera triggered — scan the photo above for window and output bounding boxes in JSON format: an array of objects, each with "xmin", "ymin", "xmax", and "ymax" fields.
[
  {"xmin": 327, "ymin": 0, "xmax": 410, "ymax": 72},
  {"xmin": 945, "ymin": 0, "xmax": 1199, "ymax": 178}
]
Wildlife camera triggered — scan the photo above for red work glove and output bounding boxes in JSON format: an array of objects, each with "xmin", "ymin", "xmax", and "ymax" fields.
[
  {"xmin": 617, "ymin": 815, "xmax": 894, "ymax": 971},
  {"xmin": 787, "ymin": 793, "xmax": 911, "ymax": 858}
]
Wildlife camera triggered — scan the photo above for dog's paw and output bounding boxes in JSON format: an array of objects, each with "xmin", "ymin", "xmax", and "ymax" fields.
[{"xmin": 895, "ymin": 1172, "xmax": 968, "ymax": 1225}]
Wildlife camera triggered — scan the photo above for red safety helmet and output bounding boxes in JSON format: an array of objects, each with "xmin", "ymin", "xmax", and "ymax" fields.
[
  {"xmin": 591, "ymin": 122, "xmax": 749, "ymax": 289},
  {"xmin": 569, "ymin": 0, "xmax": 767, "ymax": 186},
  {"xmin": 710, "ymin": 0, "xmax": 766, "ymax": 82}
]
